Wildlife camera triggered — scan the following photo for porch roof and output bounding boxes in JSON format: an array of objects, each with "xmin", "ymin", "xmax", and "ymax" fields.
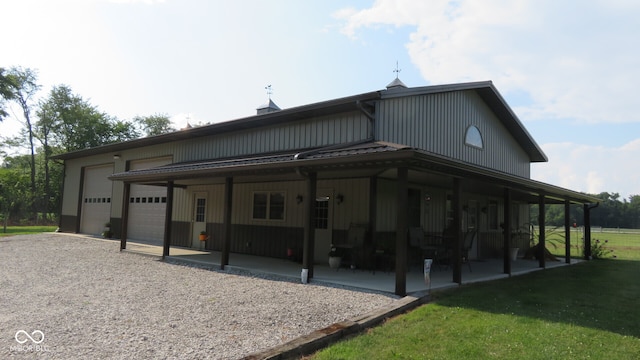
[{"xmin": 108, "ymin": 140, "xmax": 598, "ymax": 205}]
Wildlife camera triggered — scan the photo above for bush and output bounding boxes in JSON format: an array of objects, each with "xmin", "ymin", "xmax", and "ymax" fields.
[{"xmin": 590, "ymin": 238, "xmax": 615, "ymax": 259}]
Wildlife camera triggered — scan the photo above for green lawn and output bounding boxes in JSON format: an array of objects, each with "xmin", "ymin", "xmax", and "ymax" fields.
[
  {"xmin": 547, "ymin": 230, "xmax": 640, "ymax": 260},
  {"xmin": 0, "ymin": 225, "xmax": 58, "ymax": 237},
  {"xmin": 311, "ymin": 259, "xmax": 640, "ymax": 359}
]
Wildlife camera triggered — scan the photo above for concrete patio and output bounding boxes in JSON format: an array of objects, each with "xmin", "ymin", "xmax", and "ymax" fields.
[{"xmin": 123, "ymin": 241, "xmax": 582, "ymax": 295}]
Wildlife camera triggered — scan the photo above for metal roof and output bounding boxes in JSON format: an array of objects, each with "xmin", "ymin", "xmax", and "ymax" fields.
[
  {"xmin": 52, "ymin": 81, "xmax": 546, "ymax": 164},
  {"xmin": 52, "ymin": 91, "xmax": 381, "ymax": 160},
  {"xmin": 108, "ymin": 141, "xmax": 407, "ymax": 182},
  {"xmin": 109, "ymin": 140, "xmax": 597, "ymax": 204}
]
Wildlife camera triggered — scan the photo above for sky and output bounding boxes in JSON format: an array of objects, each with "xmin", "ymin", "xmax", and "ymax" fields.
[{"xmin": 1, "ymin": 0, "xmax": 639, "ymax": 199}]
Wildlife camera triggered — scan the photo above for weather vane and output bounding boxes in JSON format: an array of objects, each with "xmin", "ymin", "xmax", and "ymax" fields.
[
  {"xmin": 265, "ymin": 85, "xmax": 273, "ymax": 100},
  {"xmin": 393, "ymin": 61, "xmax": 401, "ymax": 79}
]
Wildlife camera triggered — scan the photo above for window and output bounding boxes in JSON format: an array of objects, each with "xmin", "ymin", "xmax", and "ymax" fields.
[
  {"xmin": 269, "ymin": 193, "xmax": 285, "ymax": 220},
  {"xmin": 465, "ymin": 125, "xmax": 484, "ymax": 149},
  {"xmin": 252, "ymin": 191, "xmax": 286, "ymax": 220},
  {"xmin": 195, "ymin": 198, "xmax": 206, "ymax": 222},
  {"xmin": 314, "ymin": 196, "xmax": 329, "ymax": 229}
]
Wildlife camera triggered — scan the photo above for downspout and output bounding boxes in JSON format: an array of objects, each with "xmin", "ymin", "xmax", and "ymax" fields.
[
  {"xmin": 293, "ymin": 99, "xmax": 377, "ymax": 163},
  {"xmin": 584, "ymin": 202, "xmax": 599, "ymax": 260},
  {"xmin": 356, "ymin": 100, "xmax": 376, "ymax": 139}
]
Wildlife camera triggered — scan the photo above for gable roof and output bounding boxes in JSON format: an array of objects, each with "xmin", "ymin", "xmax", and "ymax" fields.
[
  {"xmin": 53, "ymin": 81, "xmax": 545, "ymax": 163},
  {"xmin": 382, "ymin": 81, "xmax": 547, "ymax": 162}
]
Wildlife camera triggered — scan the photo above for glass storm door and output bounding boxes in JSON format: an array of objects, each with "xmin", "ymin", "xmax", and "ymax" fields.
[
  {"xmin": 192, "ymin": 193, "xmax": 207, "ymax": 249},
  {"xmin": 313, "ymin": 189, "xmax": 333, "ymax": 263}
]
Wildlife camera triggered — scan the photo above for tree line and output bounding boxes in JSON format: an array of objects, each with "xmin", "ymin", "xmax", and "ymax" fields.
[
  {"xmin": 532, "ymin": 192, "xmax": 640, "ymax": 229},
  {"xmin": 0, "ymin": 66, "xmax": 176, "ymax": 227}
]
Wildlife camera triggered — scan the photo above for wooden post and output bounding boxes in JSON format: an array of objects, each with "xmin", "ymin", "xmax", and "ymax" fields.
[
  {"xmin": 120, "ymin": 182, "xmax": 130, "ymax": 250},
  {"xmin": 76, "ymin": 167, "xmax": 85, "ymax": 233},
  {"xmin": 538, "ymin": 194, "xmax": 545, "ymax": 268},
  {"xmin": 452, "ymin": 178, "xmax": 462, "ymax": 284},
  {"xmin": 302, "ymin": 173, "xmax": 318, "ymax": 279},
  {"xmin": 503, "ymin": 188, "xmax": 512, "ymax": 275},
  {"xmin": 584, "ymin": 204, "xmax": 592, "ymax": 260},
  {"xmin": 564, "ymin": 200, "xmax": 571, "ymax": 264},
  {"xmin": 368, "ymin": 176, "xmax": 378, "ymax": 270},
  {"xmin": 162, "ymin": 181, "xmax": 174, "ymax": 259},
  {"xmin": 302, "ymin": 172, "xmax": 317, "ymax": 278},
  {"xmin": 221, "ymin": 177, "xmax": 233, "ymax": 269},
  {"xmin": 395, "ymin": 167, "xmax": 408, "ymax": 296}
]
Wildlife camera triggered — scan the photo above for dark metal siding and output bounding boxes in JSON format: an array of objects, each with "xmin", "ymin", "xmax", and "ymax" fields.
[{"xmin": 173, "ymin": 111, "xmax": 371, "ymax": 162}]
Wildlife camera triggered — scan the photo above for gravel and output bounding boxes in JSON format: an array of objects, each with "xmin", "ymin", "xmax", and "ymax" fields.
[{"xmin": 1, "ymin": 234, "xmax": 396, "ymax": 359}]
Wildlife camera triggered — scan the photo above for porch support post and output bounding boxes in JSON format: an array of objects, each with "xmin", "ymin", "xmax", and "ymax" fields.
[
  {"xmin": 369, "ymin": 176, "xmax": 378, "ymax": 269},
  {"xmin": 120, "ymin": 182, "xmax": 130, "ymax": 250},
  {"xmin": 162, "ymin": 181, "xmax": 174, "ymax": 259},
  {"xmin": 221, "ymin": 177, "xmax": 233, "ymax": 270},
  {"xmin": 584, "ymin": 203, "xmax": 592, "ymax": 260},
  {"xmin": 302, "ymin": 172, "xmax": 317, "ymax": 279},
  {"xmin": 503, "ymin": 188, "xmax": 512, "ymax": 275},
  {"xmin": 395, "ymin": 167, "xmax": 408, "ymax": 296},
  {"xmin": 538, "ymin": 194, "xmax": 546, "ymax": 268},
  {"xmin": 75, "ymin": 167, "xmax": 85, "ymax": 233},
  {"xmin": 564, "ymin": 200, "xmax": 571, "ymax": 263},
  {"xmin": 452, "ymin": 178, "xmax": 462, "ymax": 284}
]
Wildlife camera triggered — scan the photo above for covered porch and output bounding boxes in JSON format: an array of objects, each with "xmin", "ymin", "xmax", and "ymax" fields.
[{"xmin": 110, "ymin": 141, "xmax": 599, "ymax": 296}]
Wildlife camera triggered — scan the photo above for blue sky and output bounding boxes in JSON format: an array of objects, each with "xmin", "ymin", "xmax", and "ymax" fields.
[{"xmin": 2, "ymin": 0, "xmax": 639, "ymax": 199}]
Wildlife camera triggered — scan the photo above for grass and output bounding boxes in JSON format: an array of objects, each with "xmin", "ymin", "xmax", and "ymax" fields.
[
  {"xmin": 0, "ymin": 225, "xmax": 58, "ymax": 237},
  {"xmin": 547, "ymin": 230, "xmax": 640, "ymax": 261},
  {"xmin": 311, "ymin": 258, "xmax": 640, "ymax": 359}
]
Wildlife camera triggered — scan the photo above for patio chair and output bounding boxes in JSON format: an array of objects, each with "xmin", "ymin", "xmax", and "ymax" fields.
[
  {"xmin": 408, "ymin": 227, "xmax": 440, "ymax": 270},
  {"xmin": 344, "ymin": 223, "xmax": 367, "ymax": 270}
]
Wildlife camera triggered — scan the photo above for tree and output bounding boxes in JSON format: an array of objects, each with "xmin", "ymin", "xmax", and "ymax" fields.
[
  {"xmin": 627, "ymin": 195, "xmax": 640, "ymax": 229},
  {"xmin": 0, "ymin": 67, "xmax": 17, "ymax": 121},
  {"xmin": 37, "ymin": 85, "xmax": 139, "ymax": 152},
  {"xmin": 0, "ymin": 167, "xmax": 30, "ymax": 230},
  {"xmin": 134, "ymin": 113, "xmax": 175, "ymax": 137},
  {"xmin": 5, "ymin": 67, "xmax": 41, "ymax": 220},
  {"xmin": 36, "ymin": 85, "xmax": 138, "ymax": 222},
  {"xmin": 110, "ymin": 118, "xmax": 142, "ymax": 143}
]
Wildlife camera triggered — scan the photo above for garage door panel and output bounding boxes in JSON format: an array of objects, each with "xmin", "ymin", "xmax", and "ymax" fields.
[
  {"xmin": 127, "ymin": 157, "xmax": 171, "ymax": 244},
  {"xmin": 80, "ymin": 165, "xmax": 114, "ymax": 235}
]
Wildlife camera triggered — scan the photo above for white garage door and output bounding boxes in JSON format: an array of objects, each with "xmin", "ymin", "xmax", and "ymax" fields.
[
  {"xmin": 127, "ymin": 157, "xmax": 171, "ymax": 244},
  {"xmin": 80, "ymin": 164, "xmax": 114, "ymax": 236}
]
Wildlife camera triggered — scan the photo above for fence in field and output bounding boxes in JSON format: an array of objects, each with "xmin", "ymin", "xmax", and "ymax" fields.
[
  {"xmin": 530, "ymin": 226, "xmax": 640, "ymax": 260},
  {"xmin": 590, "ymin": 227, "xmax": 640, "ymax": 234}
]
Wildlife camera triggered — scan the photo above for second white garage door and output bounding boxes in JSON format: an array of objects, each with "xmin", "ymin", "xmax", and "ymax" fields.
[{"xmin": 127, "ymin": 157, "xmax": 171, "ymax": 244}]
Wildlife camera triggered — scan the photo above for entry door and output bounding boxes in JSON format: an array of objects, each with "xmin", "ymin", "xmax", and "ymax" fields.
[
  {"xmin": 191, "ymin": 192, "xmax": 207, "ymax": 248},
  {"xmin": 313, "ymin": 189, "xmax": 333, "ymax": 264}
]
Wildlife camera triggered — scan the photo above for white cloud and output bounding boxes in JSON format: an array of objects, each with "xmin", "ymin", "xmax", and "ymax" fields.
[
  {"xmin": 532, "ymin": 139, "xmax": 640, "ymax": 198},
  {"xmin": 336, "ymin": 0, "xmax": 640, "ymax": 124}
]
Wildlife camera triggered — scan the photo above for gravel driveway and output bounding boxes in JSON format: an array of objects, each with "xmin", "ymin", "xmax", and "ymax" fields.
[{"xmin": 1, "ymin": 234, "xmax": 396, "ymax": 359}]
